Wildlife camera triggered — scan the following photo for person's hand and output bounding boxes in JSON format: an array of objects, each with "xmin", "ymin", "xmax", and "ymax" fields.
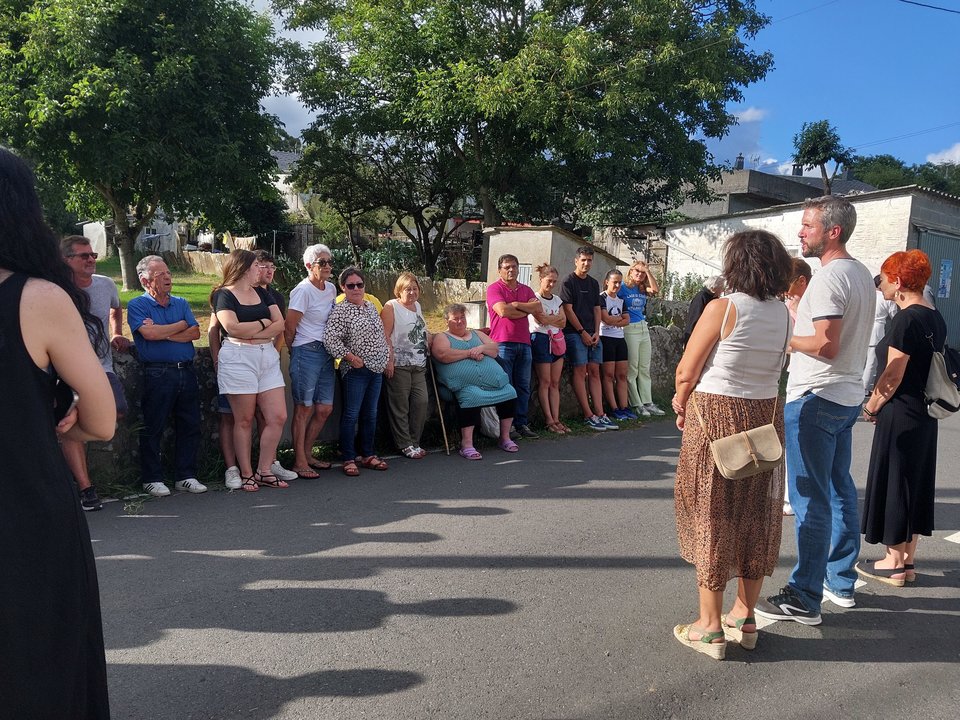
[
  {"xmin": 675, "ymin": 413, "xmax": 685, "ymax": 431},
  {"xmin": 347, "ymin": 353, "xmax": 364, "ymax": 369},
  {"xmin": 469, "ymin": 347, "xmax": 484, "ymax": 361},
  {"xmin": 590, "ymin": 332, "xmax": 600, "ymax": 347},
  {"xmin": 863, "ymin": 407, "xmax": 878, "ymax": 424},
  {"xmin": 111, "ymin": 334, "xmax": 131, "ymax": 352},
  {"xmin": 384, "ymin": 359, "xmax": 395, "ymax": 378},
  {"xmin": 671, "ymin": 394, "xmax": 685, "ymax": 415},
  {"xmin": 56, "ymin": 406, "xmax": 79, "ymax": 436},
  {"xmin": 141, "ymin": 318, "xmax": 154, "ymax": 326}
]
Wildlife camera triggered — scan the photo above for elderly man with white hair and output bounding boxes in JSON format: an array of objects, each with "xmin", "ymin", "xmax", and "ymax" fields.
[
  {"xmin": 127, "ymin": 255, "xmax": 206, "ymax": 497},
  {"xmin": 284, "ymin": 243, "xmax": 338, "ymax": 478}
]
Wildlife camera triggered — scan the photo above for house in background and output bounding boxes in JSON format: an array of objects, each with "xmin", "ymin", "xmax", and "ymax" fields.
[
  {"xmin": 271, "ymin": 150, "xmax": 309, "ymax": 216},
  {"xmin": 659, "ymin": 185, "xmax": 960, "ymax": 346}
]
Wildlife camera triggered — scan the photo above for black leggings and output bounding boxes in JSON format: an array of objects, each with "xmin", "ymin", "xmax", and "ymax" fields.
[{"xmin": 456, "ymin": 399, "xmax": 516, "ymax": 429}]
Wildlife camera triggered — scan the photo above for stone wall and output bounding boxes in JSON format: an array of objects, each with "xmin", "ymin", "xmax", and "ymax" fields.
[{"xmin": 87, "ymin": 325, "xmax": 682, "ymax": 485}]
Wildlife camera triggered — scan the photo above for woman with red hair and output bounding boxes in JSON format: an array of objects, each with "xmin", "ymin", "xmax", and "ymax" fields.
[{"xmin": 858, "ymin": 249, "xmax": 946, "ymax": 587}]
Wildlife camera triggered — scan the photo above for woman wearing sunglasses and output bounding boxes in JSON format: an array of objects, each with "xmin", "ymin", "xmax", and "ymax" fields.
[
  {"xmin": 285, "ymin": 244, "xmax": 338, "ymax": 478},
  {"xmin": 324, "ymin": 267, "xmax": 390, "ymax": 476}
]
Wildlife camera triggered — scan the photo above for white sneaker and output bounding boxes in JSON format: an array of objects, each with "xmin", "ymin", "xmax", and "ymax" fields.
[
  {"xmin": 143, "ymin": 482, "xmax": 170, "ymax": 497},
  {"xmin": 644, "ymin": 403, "xmax": 666, "ymax": 416},
  {"xmin": 598, "ymin": 414, "xmax": 619, "ymax": 430},
  {"xmin": 224, "ymin": 466, "xmax": 241, "ymax": 490},
  {"xmin": 270, "ymin": 461, "xmax": 299, "ymax": 482},
  {"xmin": 783, "ymin": 502, "xmax": 795, "ymax": 516},
  {"xmin": 822, "ymin": 584, "xmax": 856, "ymax": 608},
  {"xmin": 174, "ymin": 478, "xmax": 208, "ymax": 494}
]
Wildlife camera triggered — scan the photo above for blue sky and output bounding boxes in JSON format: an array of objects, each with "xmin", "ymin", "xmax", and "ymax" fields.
[
  {"xmin": 262, "ymin": 0, "xmax": 960, "ymax": 173},
  {"xmin": 708, "ymin": 0, "xmax": 960, "ymax": 173}
]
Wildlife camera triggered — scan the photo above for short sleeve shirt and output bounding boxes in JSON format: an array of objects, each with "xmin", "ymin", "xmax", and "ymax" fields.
[
  {"xmin": 617, "ymin": 284, "xmax": 649, "ymax": 323},
  {"xmin": 288, "ymin": 278, "xmax": 336, "ymax": 346},
  {"xmin": 559, "ymin": 272, "xmax": 601, "ymax": 334},
  {"xmin": 486, "ymin": 279, "xmax": 536, "ymax": 344},
  {"xmin": 84, "ymin": 275, "xmax": 121, "ymax": 372},
  {"xmin": 599, "ymin": 293, "xmax": 626, "ymax": 338},
  {"xmin": 212, "ymin": 287, "xmax": 277, "ymax": 339},
  {"xmin": 127, "ymin": 293, "xmax": 198, "ymax": 363},
  {"xmin": 786, "ymin": 258, "xmax": 875, "ymax": 405}
]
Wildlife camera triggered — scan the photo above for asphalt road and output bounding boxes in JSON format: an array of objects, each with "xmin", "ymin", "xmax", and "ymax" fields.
[{"xmin": 91, "ymin": 417, "xmax": 960, "ymax": 720}]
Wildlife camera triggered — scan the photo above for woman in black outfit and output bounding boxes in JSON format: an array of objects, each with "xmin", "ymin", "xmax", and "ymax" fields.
[
  {"xmin": 858, "ymin": 249, "xmax": 946, "ymax": 587},
  {"xmin": 0, "ymin": 148, "xmax": 116, "ymax": 717}
]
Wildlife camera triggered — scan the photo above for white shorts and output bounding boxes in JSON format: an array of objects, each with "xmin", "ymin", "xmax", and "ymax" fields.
[{"xmin": 217, "ymin": 341, "xmax": 285, "ymax": 395}]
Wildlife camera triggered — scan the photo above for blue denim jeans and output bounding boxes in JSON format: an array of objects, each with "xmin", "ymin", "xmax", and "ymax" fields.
[
  {"xmin": 339, "ymin": 366, "xmax": 383, "ymax": 461},
  {"xmin": 139, "ymin": 365, "xmax": 201, "ymax": 483},
  {"xmin": 497, "ymin": 342, "xmax": 532, "ymax": 427},
  {"xmin": 785, "ymin": 392, "xmax": 863, "ymax": 612}
]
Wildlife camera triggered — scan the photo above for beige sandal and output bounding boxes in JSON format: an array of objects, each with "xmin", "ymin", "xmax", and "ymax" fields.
[{"xmin": 673, "ymin": 624, "xmax": 726, "ymax": 660}]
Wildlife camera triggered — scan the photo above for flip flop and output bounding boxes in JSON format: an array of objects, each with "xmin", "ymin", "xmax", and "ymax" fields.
[
  {"xmin": 308, "ymin": 460, "xmax": 332, "ymax": 471},
  {"xmin": 292, "ymin": 467, "xmax": 320, "ymax": 479},
  {"xmin": 855, "ymin": 561, "xmax": 906, "ymax": 587}
]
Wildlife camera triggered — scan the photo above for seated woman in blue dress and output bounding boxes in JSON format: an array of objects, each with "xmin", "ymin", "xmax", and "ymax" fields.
[{"xmin": 431, "ymin": 303, "xmax": 518, "ymax": 460}]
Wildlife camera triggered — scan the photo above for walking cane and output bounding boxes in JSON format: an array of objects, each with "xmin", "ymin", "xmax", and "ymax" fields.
[{"xmin": 427, "ymin": 359, "xmax": 450, "ymax": 455}]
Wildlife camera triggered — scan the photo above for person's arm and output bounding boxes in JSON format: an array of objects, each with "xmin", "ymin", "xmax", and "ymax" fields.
[
  {"xmin": 863, "ymin": 347, "xmax": 909, "ymax": 422},
  {"xmin": 208, "ymin": 311, "xmax": 222, "ymax": 365},
  {"xmin": 790, "ymin": 317, "xmax": 844, "ymax": 360},
  {"xmin": 284, "ymin": 309, "xmax": 303, "ymax": 349},
  {"xmin": 645, "ymin": 273, "xmax": 659, "ymax": 296},
  {"xmin": 136, "ymin": 317, "xmax": 189, "ymax": 341},
  {"xmin": 322, "ymin": 305, "xmax": 352, "ymax": 363},
  {"xmin": 168, "ymin": 325, "xmax": 201, "ymax": 342},
  {"xmin": 590, "ymin": 304, "xmax": 602, "ymax": 346},
  {"xmin": 21, "ymin": 280, "xmax": 115, "ymax": 441},
  {"xmin": 109, "ymin": 305, "xmax": 131, "ymax": 352},
  {"xmin": 474, "ymin": 330, "xmax": 501, "ymax": 358},
  {"xmin": 381, "ymin": 302, "xmax": 396, "ymax": 378},
  {"xmin": 431, "ymin": 331, "xmax": 483, "ymax": 363},
  {"xmin": 600, "ymin": 302, "xmax": 618, "ymax": 325},
  {"xmin": 672, "ymin": 299, "xmax": 731, "ymax": 430}
]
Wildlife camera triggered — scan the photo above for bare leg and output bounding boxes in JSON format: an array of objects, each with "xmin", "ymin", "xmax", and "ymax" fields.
[
  {"xmin": 549, "ymin": 360, "xmax": 564, "ymax": 426},
  {"xmin": 228, "ymin": 394, "xmax": 258, "ymax": 478},
  {"xmin": 571, "ymin": 365, "xmax": 592, "ymax": 418},
  {"xmin": 219, "ymin": 413, "xmax": 237, "ymax": 468},
  {"xmin": 534, "ymin": 362, "xmax": 556, "ymax": 425},
  {"xmin": 255, "ymin": 387, "xmax": 287, "ymax": 474},
  {"xmin": 601, "ymin": 361, "xmax": 618, "ymax": 411},
  {"xmin": 690, "ymin": 585, "xmax": 724, "ymax": 640},
  {"xmin": 499, "ymin": 415, "xmax": 514, "ymax": 444},
  {"xmin": 304, "ymin": 404, "xmax": 333, "ymax": 460},
  {"xmin": 291, "ymin": 403, "xmax": 313, "ymax": 470},
  {"xmin": 726, "ymin": 577, "xmax": 763, "ymax": 631},
  {"xmin": 585, "ymin": 362, "xmax": 605, "ymax": 417},
  {"xmin": 614, "ymin": 360, "xmax": 630, "ymax": 410},
  {"xmin": 460, "ymin": 425, "xmax": 475, "ymax": 448},
  {"xmin": 61, "ymin": 437, "xmax": 91, "ymax": 491}
]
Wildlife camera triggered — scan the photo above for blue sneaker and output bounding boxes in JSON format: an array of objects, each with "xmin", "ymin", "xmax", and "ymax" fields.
[
  {"xmin": 619, "ymin": 407, "xmax": 638, "ymax": 420},
  {"xmin": 598, "ymin": 414, "xmax": 619, "ymax": 430},
  {"xmin": 586, "ymin": 416, "xmax": 608, "ymax": 431}
]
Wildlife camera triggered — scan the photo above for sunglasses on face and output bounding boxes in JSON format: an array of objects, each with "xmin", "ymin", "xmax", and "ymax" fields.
[
  {"xmin": 312, "ymin": 259, "xmax": 333, "ymax": 267},
  {"xmin": 67, "ymin": 252, "xmax": 98, "ymax": 260},
  {"xmin": 344, "ymin": 282, "xmax": 364, "ymax": 290}
]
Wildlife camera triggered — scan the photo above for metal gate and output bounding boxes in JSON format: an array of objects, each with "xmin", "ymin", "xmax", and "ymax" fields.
[{"xmin": 917, "ymin": 230, "xmax": 960, "ymax": 347}]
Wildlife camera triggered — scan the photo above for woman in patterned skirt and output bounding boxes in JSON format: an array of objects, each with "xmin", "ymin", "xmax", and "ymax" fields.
[{"xmin": 671, "ymin": 230, "xmax": 793, "ymax": 659}]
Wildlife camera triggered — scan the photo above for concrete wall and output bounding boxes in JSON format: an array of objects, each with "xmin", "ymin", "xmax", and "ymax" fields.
[
  {"xmin": 486, "ymin": 227, "xmax": 621, "ymax": 286},
  {"xmin": 88, "ymin": 326, "xmax": 683, "ymax": 487},
  {"xmin": 664, "ymin": 193, "xmax": 917, "ymax": 280}
]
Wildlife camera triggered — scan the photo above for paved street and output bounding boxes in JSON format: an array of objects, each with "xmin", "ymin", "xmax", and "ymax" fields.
[{"xmin": 92, "ymin": 418, "xmax": 960, "ymax": 720}]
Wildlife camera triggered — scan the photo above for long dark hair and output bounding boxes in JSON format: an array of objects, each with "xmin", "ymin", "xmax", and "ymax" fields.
[{"xmin": 0, "ymin": 148, "xmax": 104, "ymax": 348}]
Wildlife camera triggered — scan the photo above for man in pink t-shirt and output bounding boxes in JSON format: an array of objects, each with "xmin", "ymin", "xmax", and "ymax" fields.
[{"xmin": 486, "ymin": 254, "xmax": 542, "ymax": 439}]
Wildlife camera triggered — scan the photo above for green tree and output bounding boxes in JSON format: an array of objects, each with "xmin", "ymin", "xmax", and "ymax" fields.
[
  {"xmin": 0, "ymin": 0, "xmax": 283, "ymax": 289},
  {"xmin": 847, "ymin": 154, "xmax": 915, "ymax": 189},
  {"xmin": 915, "ymin": 161, "xmax": 960, "ymax": 197},
  {"xmin": 277, "ymin": 0, "xmax": 772, "ymax": 227},
  {"xmin": 792, "ymin": 120, "xmax": 855, "ymax": 195}
]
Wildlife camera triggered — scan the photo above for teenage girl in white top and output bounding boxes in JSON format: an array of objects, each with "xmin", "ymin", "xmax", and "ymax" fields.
[
  {"xmin": 529, "ymin": 263, "xmax": 570, "ymax": 434},
  {"xmin": 599, "ymin": 270, "xmax": 635, "ymax": 420}
]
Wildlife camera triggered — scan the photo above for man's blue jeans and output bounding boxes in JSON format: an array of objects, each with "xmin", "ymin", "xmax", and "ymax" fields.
[
  {"xmin": 785, "ymin": 392, "xmax": 862, "ymax": 612},
  {"xmin": 139, "ymin": 365, "xmax": 201, "ymax": 483},
  {"xmin": 497, "ymin": 342, "xmax": 532, "ymax": 427},
  {"xmin": 339, "ymin": 366, "xmax": 383, "ymax": 461}
]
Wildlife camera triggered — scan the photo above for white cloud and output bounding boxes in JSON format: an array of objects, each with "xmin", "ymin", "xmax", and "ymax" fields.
[
  {"xmin": 736, "ymin": 107, "xmax": 768, "ymax": 123},
  {"xmin": 926, "ymin": 142, "xmax": 960, "ymax": 165}
]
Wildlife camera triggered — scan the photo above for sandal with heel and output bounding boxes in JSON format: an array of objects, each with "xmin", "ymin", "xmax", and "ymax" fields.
[
  {"xmin": 673, "ymin": 624, "xmax": 726, "ymax": 660},
  {"xmin": 721, "ymin": 614, "xmax": 757, "ymax": 650}
]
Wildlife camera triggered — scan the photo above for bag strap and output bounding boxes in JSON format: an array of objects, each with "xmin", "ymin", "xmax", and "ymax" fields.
[{"xmin": 690, "ymin": 393, "xmax": 778, "ymax": 440}]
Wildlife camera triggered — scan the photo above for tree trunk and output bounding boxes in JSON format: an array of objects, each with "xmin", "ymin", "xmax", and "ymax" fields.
[
  {"xmin": 114, "ymin": 213, "xmax": 140, "ymax": 291},
  {"xmin": 820, "ymin": 163, "xmax": 832, "ymax": 196},
  {"xmin": 479, "ymin": 187, "xmax": 501, "ymax": 226}
]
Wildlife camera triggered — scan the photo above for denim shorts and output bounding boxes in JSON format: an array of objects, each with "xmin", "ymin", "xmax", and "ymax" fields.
[
  {"xmin": 565, "ymin": 332, "xmax": 603, "ymax": 367},
  {"xmin": 531, "ymin": 332, "xmax": 564, "ymax": 364},
  {"xmin": 105, "ymin": 371, "xmax": 129, "ymax": 417},
  {"xmin": 600, "ymin": 336, "xmax": 628, "ymax": 363},
  {"xmin": 217, "ymin": 393, "xmax": 232, "ymax": 414},
  {"xmin": 289, "ymin": 340, "xmax": 335, "ymax": 406}
]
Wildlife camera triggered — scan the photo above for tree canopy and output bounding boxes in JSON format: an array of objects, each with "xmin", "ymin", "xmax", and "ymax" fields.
[
  {"xmin": 792, "ymin": 119, "xmax": 855, "ymax": 195},
  {"xmin": 849, "ymin": 153, "xmax": 960, "ymax": 197},
  {"xmin": 277, "ymin": 0, "xmax": 773, "ymax": 230},
  {"xmin": 0, "ymin": 0, "xmax": 284, "ymax": 289}
]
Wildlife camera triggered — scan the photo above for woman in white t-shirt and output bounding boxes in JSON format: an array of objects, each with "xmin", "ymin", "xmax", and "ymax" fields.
[
  {"xmin": 599, "ymin": 270, "xmax": 634, "ymax": 421},
  {"xmin": 529, "ymin": 263, "xmax": 569, "ymax": 433}
]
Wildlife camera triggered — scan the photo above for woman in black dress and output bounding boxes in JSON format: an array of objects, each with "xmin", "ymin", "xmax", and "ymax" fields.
[
  {"xmin": 0, "ymin": 148, "xmax": 116, "ymax": 717},
  {"xmin": 858, "ymin": 249, "xmax": 946, "ymax": 588}
]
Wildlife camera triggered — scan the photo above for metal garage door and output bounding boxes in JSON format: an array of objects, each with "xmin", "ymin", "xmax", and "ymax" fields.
[{"xmin": 917, "ymin": 230, "xmax": 960, "ymax": 347}]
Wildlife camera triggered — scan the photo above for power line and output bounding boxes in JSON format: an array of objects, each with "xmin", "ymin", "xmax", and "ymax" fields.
[
  {"xmin": 854, "ymin": 121, "xmax": 960, "ymax": 150},
  {"xmin": 895, "ymin": 0, "xmax": 960, "ymax": 15}
]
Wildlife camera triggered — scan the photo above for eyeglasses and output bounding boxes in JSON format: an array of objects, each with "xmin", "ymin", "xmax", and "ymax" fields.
[
  {"xmin": 344, "ymin": 282, "xmax": 365, "ymax": 290},
  {"xmin": 67, "ymin": 252, "xmax": 98, "ymax": 260},
  {"xmin": 257, "ymin": 264, "xmax": 276, "ymax": 271},
  {"xmin": 312, "ymin": 259, "xmax": 333, "ymax": 267}
]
